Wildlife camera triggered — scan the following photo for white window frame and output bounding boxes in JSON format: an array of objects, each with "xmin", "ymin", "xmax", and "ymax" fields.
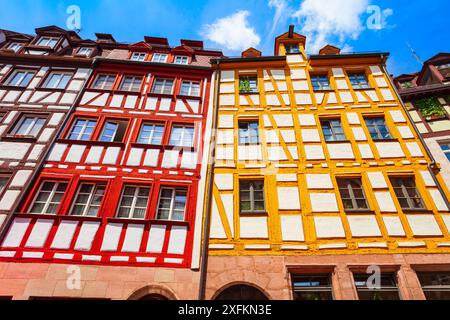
[
  {"xmin": 92, "ymin": 74, "xmax": 116, "ymax": 90},
  {"xmin": 5, "ymin": 69, "xmax": 35, "ymax": 87},
  {"xmin": 174, "ymin": 56, "xmax": 189, "ymax": 65},
  {"xmin": 68, "ymin": 118, "xmax": 97, "ymax": 141},
  {"xmin": 152, "ymin": 53, "xmax": 168, "ymax": 63},
  {"xmin": 180, "ymin": 80, "xmax": 200, "ymax": 96},
  {"xmin": 11, "ymin": 115, "xmax": 46, "ymax": 137},
  {"xmin": 151, "ymin": 78, "xmax": 174, "ymax": 94},
  {"xmin": 169, "ymin": 125, "xmax": 195, "ymax": 147},
  {"xmin": 131, "ymin": 52, "xmax": 147, "ymax": 61},
  {"xmin": 36, "ymin": 36, "xmax": 59, "ymax": 48},
  {"xmin": 77, "ymin": 47, "xmax": 93, "ymax": 56},
  {"xmin": 137, "ymin": 123, "xmax": 164, "ymax": 145},
  {"xmin": 29, "ymin": 181, "xmax": 67, "ymax": 215},
  {"xmin": 116, "ymin": 185, "xmax": 150, "ymax": 220},
  {"xmin": 7, "ymin": 42, "xmax": 22, "ymax": 52},
  {"xmin": 42, "ymin": 71, "xmax": 73, "ymax": 89},
  {"xmin": 156, "ymin": 187, "xmax": 188, "ymax": 221},
  {"xmin": 70, "ymin": 183, "xmax": 106, "ymax": 217},
  {"xmin": 119, "ymin": 75, "xmax": 143, "ymax": 92}
]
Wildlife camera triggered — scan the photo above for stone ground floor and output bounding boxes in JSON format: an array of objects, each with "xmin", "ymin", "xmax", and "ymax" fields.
[
  {"xmin": 0, "ymin": 262, "xmax": 200, "ymax": 300},
  {"xmin": 205, "ymin": 254, "xmax": 450, "ymax": 300},
  {"xmin": 2, "ymin": 253, "xmax": 450, "ymax": 300}
]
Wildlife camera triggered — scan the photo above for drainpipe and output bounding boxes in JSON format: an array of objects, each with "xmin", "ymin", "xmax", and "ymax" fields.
[
  {"xmin": 198, "ymin": 61, "xmax": 221, "ymax": 300},
  {"xmin": 382, "ymin": 57, "xmax": 450, "ymax": 208},
  {"xmin": 0, "ymin": 62, "xmax": 95, "ymax": 243}
]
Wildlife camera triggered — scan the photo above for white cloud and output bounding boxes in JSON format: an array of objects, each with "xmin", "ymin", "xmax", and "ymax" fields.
[
  {"xmin": 268, "ymin": 0, "xmax": 291, "ymax": 37},
  {"xmin": 292, "ymin": 0, "xmax": 370, "ymax": 53},
  {"xmin": 202, "ymin": 10, "xmax": 261, "ymax": 51}
]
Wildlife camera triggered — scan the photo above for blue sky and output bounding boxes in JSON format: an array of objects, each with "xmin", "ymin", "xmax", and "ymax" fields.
[{"xmin": 0, "ymin": 0, "xmax": 448, "ymax": 76}]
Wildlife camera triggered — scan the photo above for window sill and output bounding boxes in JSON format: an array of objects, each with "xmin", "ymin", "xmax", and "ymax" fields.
[
  {"xmin": 344, "ymin": 209, "xmax": 376, "ymax": 214},
  {"xmin": 1, "ymin": 135, "xmax": 37, "ymax": 142},
  {"xmin": 313, "ymin": 89, "xmax": 334, "ymax": 93},
  {"xmin": 130, "ymin": 143, "xmax": 195, "ymax": 152},
  {"xmin": 0, "ymin": 85, "xmax": 27, "ymax": 91},
  {"xmin": 147, "ymin": 92, "xmax": 174, "ymax": 98},
  {"xmin": 112, "ymin": 89, "xmax": 141, "ymax": 95},
  {"xmin": 149, "ymin": 219, "xmax": 189, "ymax": 227},
  {"xmin": 176, "ymin": 94, "xmax": 201, "ymax": 100},
  {"xmin": 352, "ymin": 87, "xmax": 373, "ymax": 91},
  {"xmin": 107, "ymin": 217, "xmax": 146, "ymax": 224},
  {"xmin": 239, "ymin": 91, "xmax": 259, "ymax": 95},
  {"xmin": 401, "ymin": 209, "xmax": 434, "ymax": 214},
  {"xmin": 372, "ymin": 138, "xmax": 399, "ymax": 143},
  {"xmin": 36, "ymin": 87, "xmax": 66, "ymax": 92},
  {"xmin": 239, "ymin": 211, "xmax": 268, "ymax": 216},
  {"xmin": 58, "ymin": 139, "xmax": 126, "ymax": 148}
]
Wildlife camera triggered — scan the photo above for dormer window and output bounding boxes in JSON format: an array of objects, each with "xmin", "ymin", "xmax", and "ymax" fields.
[
  {"xmin": 36, "ymin": 37, "xmax": 58, "ymax": 48},
  {"xmin": 152, "ymin": 53, "xmax": 168, "ymax": 63},
  {"xmin": 7, "ymin": 42, "xmax": 22, "ymax": 52},
  {"xmin": 131, "ymin": 52, "xmax": 146, "ymax": 61},
  {"xmin": 78, "ymin": 47, "xmax": 93, "ymax": 57},
  {"xmin": 284, "ymin": 43, "xmax": 300, "ymax": 54},
  {"xmin": 174, "ymin": 56, "xmax": 189, "ymax": 65},
  {"xmin": 400, "ymin": 81, "xmax": 414, "ymax": 89}
]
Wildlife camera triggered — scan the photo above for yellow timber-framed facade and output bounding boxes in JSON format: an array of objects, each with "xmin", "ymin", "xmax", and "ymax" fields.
[{"xmin": 202, "ymin": 26, "xmax": 450, "ymax": 300}]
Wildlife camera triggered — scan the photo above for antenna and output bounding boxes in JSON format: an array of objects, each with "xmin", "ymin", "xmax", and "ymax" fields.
[{"xmin": 406, "ymin": 42, "xmax": 423, "ymax": 66}]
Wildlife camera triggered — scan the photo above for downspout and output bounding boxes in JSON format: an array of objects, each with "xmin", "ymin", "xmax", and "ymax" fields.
[
  {"xmin": 0, "ymin": 60, "xmax": 95, "ymax": 243},
  {"xmin": 382, "ymin": 57, "xmax": 450, "ymax": 208},
  {"xmin": 198, "ymin": 61, "xmax": 221, "ymax": 300}
]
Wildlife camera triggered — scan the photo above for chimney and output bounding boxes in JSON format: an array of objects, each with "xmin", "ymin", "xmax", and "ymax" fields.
[{"xmin": 288, "ymin": 25, "xmax": 295, "ymax": 38}]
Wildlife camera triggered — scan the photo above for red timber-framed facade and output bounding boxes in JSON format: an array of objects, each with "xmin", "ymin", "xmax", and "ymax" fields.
[{"xmin": 0, "ymin": 34, "xmax": 222, "ymax": 300}]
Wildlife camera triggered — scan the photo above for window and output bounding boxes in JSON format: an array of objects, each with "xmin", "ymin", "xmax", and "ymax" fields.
[
  {"xmin": 137, "ymin": 123, "xmax": 165, "ymax": 145},
  {"xmin": 30, "ymin": 181, "xmax": 68, "ymax": 215},
  {"xmin": 439, "ymin": 142, "xmax": 450, "ymax": 161},
  {"xmin": 119, "ymin": 75, "xmax": 143, "ymax": 92},
  {"xmin": 348, "ymin": 72, "xmax": 370, "ymax": 89},
  {"xmin": 311, "ymin": 75, "xmax": 331, "ymax": 91},
  {"xmin": 0, "ymin": 176, "xmax": 10, "ymax": 194},
  {"xmin": 92, "ymin": 74, "xmax": 116, "ymax": 90},
  {"xmin": 390, "ymin": 177, "xmax": 425, "ymax": 210},
  {"xmin": 354, "ymin": 273, "xmax": 400, "ymax": 300},
  {"xmin": 151, "ymin": 78, "xmax": 174, "ymax": 94},
  {"xmin": 152, "ymin": 53, "xmax": 168, "ymax": 63},
  {"xmin": 68, "ymin": 119, "xmax": 97, "ymax": 141},
  {"xmin": 174, "ymin": 56, "xmax": 189, "ymax": 65},
  {"xmin": 5, "ymin": 70, "xmax": 35, "ymax": 87},
  {"xmin": 7, "ymin": 42, "xmax": 22, "ymax": 52},
  {"xmin": 436, "ymin": 63, "xmax": 450, "ymax": 70},
  {"xmin": 238, "ymin": 121, "xmax": 260, "ymax": 145},
  {"xmin": 36, "ymin": 37, "xmax": 58, "ymax": 48},
  {"xmin": 239, "ymin": 75, "xmax": 258, "ymax": 93},
  {"xmin": 10, "ymin": 115, "xmax": 46, "ymax": 137},
  {"xmin": 240, "ymin": 180, "xmax": 265, "ymax": 213},
  {"xmin": 117, "ymin": 186, "xmax": 150, "ymax": 219},
  {"xmin": 365, "ymin": 117, "xmax": 392, "ymax": 140},
  {"xmin": 292, "ymin": 274, "xmax": 333, "ymax": 300},
  {"xmin": 99, "ymin": 120, "xmax": 128, "ymax": 142},
  {"xmin": 337, "ymin": 178, "xmax": 369, "ymax": 211},
  {"xmin": 70, "ymin": 183, "xmax": 106, "ymax": 217},
  {"xmin": 180, "ymin": 81, "xmax": 200, "ymax": 96},
  {"xmin": 156, "ymin": 188, "xmax": 188, "ymax": 221},
  {"xmin": 418, "ymin": 272, "xmax": 450, "ymax": 300},
  {"xmin": 321, "ymin": 119, "xmax": 346, "ymax": 142},
  {"xmin": 284, "ymin": 43, "xmax": 300, "ymax": 54},
  {"xmin": 131, "ymin": 52, "xmax": 146, "ymax": 61},
  {"xmin": 169, "ymin": 125, "xmax": 194, "ymax": 147},
  {"xmin": 77, "ymin": 47, "xmax": 93, "ymax": 56},
  {"xmin": 42, "ymin": 72, "xmax": 72, "ymax": 89}
]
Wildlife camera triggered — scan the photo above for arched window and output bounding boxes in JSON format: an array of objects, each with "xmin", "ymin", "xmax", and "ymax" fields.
[{"xmin": 215, "ymin": 284, "xmax": 269, "ymax": 301}]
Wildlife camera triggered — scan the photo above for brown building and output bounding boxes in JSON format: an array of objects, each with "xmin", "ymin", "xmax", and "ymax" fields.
[{"xmin": 394, "ymin": 53, "xmax": 450, "ymax": 190}]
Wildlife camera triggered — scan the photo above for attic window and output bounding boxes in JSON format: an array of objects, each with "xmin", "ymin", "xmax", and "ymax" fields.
[
  {"xmin": 174, "ymin": 56, "xmax": 189, "ymax": 65},
  {"xmin": 285, "ymin": 43, "xmax": 300, "ymax": 54},
  {"xmin": 36, "ymin": 37, "xmax": 58, "ymax": 48},
  {"xmin": 152, "ymin": 53, "xmax": 168, "ymax": 63},
  {"xmin": 131, "ymin": 52, "xmax": 147, "ymax": 61},
  {"xmin": 7, "ymin": 42, "xmax": 22, "ymax": 52},
  {"xmin": 78, "ymin": 47, "xmax": 93, "ymax": 56},
  {"xmin": 437, "ymin": 63, "xmax": 450, "ymax": 70}
]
